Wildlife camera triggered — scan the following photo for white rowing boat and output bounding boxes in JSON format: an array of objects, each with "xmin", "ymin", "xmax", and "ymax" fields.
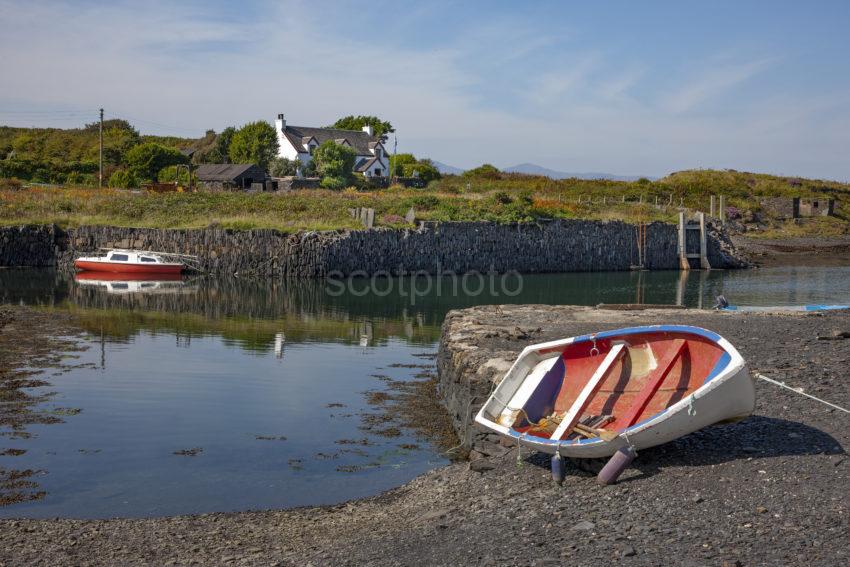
[{"xmin": 474, "ymin": 325, "xmax": 755, "ymax": 459}]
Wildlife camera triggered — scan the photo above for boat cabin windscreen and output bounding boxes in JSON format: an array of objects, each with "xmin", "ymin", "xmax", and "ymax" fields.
[
  {"xmin": 140, "ymin": 256, "xmax": 158, "ymax": 263},
  {"xmin": 109, "ymin": 253, "xmax": 129, "ymax": 262}
]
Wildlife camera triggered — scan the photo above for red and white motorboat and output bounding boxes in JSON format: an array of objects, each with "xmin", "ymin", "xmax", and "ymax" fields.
[{"xmin": 74, "ymin": 249, "xmax": 186, "ymax": 274}]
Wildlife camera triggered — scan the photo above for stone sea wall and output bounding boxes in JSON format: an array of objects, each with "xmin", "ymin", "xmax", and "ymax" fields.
[{"xmin": 0, "ymin": 219, "xmax": 749, "ymax": 276}]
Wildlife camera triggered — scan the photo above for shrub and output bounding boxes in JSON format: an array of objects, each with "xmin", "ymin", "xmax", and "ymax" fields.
[
  {"xmin": 313, "ymin": 141, "xmax": 356, "ymax": 189},
  {"xmin": 109, "ymin": 169, "xmax": 139, "ymax": 188},
  {"xmin": 125, "ymin": 143, "xmax": 186, "ymax": 183},
  {"xmin": 0, "ymin": 177, "xmax": 23, "ymax": 191},
  {"xmin": 492, "ymin": 191, "xmax": 512, "ymax": 204},
  {"xmin": 157, "ymin": 165, "xmax": 196, "ymax": 185},
  {"xmin": 269, "ymin": 157, "xmax": 300, "ymax": 177}
]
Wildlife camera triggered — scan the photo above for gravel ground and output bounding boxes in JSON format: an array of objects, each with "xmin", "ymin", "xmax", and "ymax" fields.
[{"xmin": 2, "ymin": 306, "xmax": 849, "ymax": 566}]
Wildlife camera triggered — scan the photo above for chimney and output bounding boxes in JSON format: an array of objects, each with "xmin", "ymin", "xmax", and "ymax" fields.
[
  {"xmin": 362, "ymin": 124, "xmax": 373, "ymax": 136},
  {"xmin": 275, "ymin": 113, "xmax": 286, "ymax": 131}
]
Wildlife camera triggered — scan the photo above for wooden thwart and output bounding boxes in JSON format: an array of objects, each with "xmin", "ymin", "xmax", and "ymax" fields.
[{"xmin": 550, "ymin": 343, "xmax": 626, "ymax": 440}]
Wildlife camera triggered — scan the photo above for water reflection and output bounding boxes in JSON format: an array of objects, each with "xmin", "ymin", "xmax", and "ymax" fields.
[
  {"xmin": 2, "ymin": 266, "xmax": 850, "ymax": 518},
  {"xmin": 74, "ymin": 272, "xmax": 193, "ymax": 295}
]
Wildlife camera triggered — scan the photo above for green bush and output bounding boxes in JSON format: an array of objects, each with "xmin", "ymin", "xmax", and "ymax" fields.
[
  {"xmin": 125, "ymin": 143, "xmax": 186, "ymax": 183},
  {"xmin": 108, "ymin": 169, "xmax": 139, "ymax": 188},
  {"xmin": 157, "ymin": 165, "xmax": 195, "ymax": 185},
  {"xmin": 269, "ymin": 157, "xmax": 300, "ymax": 177},
  {"xmin": 313, "ymin": 141, "xmax": 356, "ymax": 189}
]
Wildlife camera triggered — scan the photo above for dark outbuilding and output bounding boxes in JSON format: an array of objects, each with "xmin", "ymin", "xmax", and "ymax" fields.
[{"xmin": 195, "ymin": 164, "xmax": 267, "ymax": 190}]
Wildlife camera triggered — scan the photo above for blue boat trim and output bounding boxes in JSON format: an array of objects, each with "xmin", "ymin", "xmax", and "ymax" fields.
[
  {"xmin": 703, "ymin": 352, "xmax": 731, "ymax": 385},
  {"xmin": 572, "ymin": 324, "xmax": 722, "ymax": 344}
]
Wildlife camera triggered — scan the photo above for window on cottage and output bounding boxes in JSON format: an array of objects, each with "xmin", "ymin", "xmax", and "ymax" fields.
[
  {"xmin": 375, "ymin": 168, "xmax": 382, "ymax": 176},
  {"xmin": 309, "ymin": 144, "xmax": 316, "ymax": 155},
  {"xmin": 375, "ymin": 148, "xmax": 382, "ymax": 158}
]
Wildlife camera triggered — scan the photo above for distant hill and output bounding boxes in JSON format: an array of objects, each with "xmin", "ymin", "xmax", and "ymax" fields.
[
  {"xmin": 504, "ymin": 162, "xmax": 653, "ymax": 181},
  {"xmin": 431, "ymin": 160, "xmax": 465, "ymax": 175}
]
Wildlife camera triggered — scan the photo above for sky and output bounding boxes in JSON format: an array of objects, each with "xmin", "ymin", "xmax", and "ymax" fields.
[{"xmin": 1, "ymin": 0, "xmax": 849, "ymax": 179}]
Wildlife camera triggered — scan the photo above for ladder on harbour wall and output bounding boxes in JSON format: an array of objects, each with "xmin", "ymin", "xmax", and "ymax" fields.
[{"xmin": 678, "ymin": 212, "xmax": 711, "ymax": 270}]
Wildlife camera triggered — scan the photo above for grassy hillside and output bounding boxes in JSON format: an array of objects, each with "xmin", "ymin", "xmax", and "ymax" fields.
[
  {"xmin": 0, "ymin": 121, "xmax": 204, "ymax": 184},
  {"xmin": 1, "ymin": 169, "xmax": 848, "ymax": 234}
]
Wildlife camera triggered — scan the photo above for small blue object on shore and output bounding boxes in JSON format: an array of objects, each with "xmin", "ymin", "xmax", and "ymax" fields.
[{"xmin": 721, "ymin": 304, "xmax": 850, "ymax": 312}]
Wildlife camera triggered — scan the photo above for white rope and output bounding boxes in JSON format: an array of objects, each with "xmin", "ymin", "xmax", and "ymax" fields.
[{"xmin": 755, "ymin": 373, "xmax": 850, "ymax": 414}]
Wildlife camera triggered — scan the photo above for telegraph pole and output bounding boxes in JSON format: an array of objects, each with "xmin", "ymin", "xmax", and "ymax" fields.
[{"xmin": 98, "ymin": 108, "xmax": 104, "ymax": 187}]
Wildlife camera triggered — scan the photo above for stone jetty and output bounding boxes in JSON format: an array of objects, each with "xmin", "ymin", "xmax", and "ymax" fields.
[{"xmin": 0, "ymin": 219, "xmax": 749, "ymax": 276}]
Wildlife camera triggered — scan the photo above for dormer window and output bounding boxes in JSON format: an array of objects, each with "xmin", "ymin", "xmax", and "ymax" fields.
[
  {"xmin": 309, "ymin": 144, "xmax": 316, "ymax": 155},
  {"xmin": 375, "ymin": 147, "xmax": 382, "ymax": 158}
]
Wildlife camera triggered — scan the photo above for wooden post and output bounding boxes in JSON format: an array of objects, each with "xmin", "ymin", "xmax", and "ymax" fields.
[
  {"xmin": 678, "ymin": 211, "xmax": 689, "ymax": 270},
  {"xmin": 698, "ymin": 211, "xmax": 711, "ymax": 270},
  {"xmin": 719, "ymin": 195, "xmax": 726, "ymax": 224},
  {"xmin": 710, "ymin": 195, "xmax": 716, "ymax": 217}
]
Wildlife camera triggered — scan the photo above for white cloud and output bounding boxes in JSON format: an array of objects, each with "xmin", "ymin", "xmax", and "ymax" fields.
[
  {"xmin": 0, "ymin": 1, "xmax": 848, "ymax": 179},
  {"xmin": 662, "ymin": 58, "xmax": 774, "ymax": 114}
]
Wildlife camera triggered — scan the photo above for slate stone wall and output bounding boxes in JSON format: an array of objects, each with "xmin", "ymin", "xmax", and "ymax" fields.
[{"xmin": 0, "ymin": 220, "xmax": 749, "ymax": 276}]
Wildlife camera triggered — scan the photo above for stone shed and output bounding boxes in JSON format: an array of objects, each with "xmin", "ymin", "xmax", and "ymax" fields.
[{"xmin": 195, "ymin": 164, "xmax": 268, "ymax": 191}]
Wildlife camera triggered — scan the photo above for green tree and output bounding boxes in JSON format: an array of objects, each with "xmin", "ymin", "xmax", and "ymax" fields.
[
  {"xmin": 313, "ymin": 140, "xmax": 356, "ymax": 189},
  {"xmin": 124, "ymin": 142, "xmax": 186, "ymax": 183},
  {"xmin": 203, "ymin": 126, "xmax": 236, "ymax": 163},
  {"xmin": 269, "ymin": 156, "xmax": 300, "ymax": 177},
  {"xmin": 108, "ymin": 169, "xmax": 139, "ymax": 188},
  {"xmin": 228, "ymin": 121, "xmax": 279, "ymax": 170},
  {"xmin": 330, "ymin": 115, "xmax": 394, "ymax": 142}
]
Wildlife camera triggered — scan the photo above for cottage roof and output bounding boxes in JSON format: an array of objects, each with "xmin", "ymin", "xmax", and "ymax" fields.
[
  {"xmin": 195, "ymin": 163, "xmax": 260, "ymax": 182},
  {"xmin": 355, "ymin": 156, "xmax": 381, "ymax": 172},
  {"xmin": 283, "ymin": 125, "xmax": 380, "ymax": 156}
]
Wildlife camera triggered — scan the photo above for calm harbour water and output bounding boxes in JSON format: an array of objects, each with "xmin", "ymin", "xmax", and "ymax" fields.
[{"xmin": 1, "ymin": 266, "xmax": 849, "ymax": 518}]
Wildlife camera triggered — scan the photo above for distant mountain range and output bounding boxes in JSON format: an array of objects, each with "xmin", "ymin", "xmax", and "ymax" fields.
[
  {"xmin": 503, "ymin": 163, "xmax": 653, "ymax": 181},
  {"xmin": 430, "ymin": 160, "xmax": 653, "ymax": 181},
  {"xmin": 430, "ymin": 160, "xmax": 466, "ymax": 175}
]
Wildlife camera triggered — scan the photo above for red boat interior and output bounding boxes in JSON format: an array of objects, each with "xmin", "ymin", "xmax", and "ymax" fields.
[{"xmin": 508, "ymin": 331, "xmax": 726, "ymax": 440}]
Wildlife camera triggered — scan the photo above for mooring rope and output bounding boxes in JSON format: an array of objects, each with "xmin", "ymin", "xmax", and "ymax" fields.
[{"xmin": 755, "ymin": 373, "xmax": 850, "ymax": 414}]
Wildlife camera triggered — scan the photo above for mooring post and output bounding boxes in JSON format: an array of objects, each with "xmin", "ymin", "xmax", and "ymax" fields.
[
  {"xmin": 678, "ymin": 211, "xmax": 690, "ymax": 270},
  {"xmin": 698, "ymin": 211, "xmax": 711, "ymax": 270},
  {"xmin": 719, "ymin": 195, "xmax": 726, "ymax": 224},
  {"xmin": 710, "ymin": 195, "xmax": 716, "ymax": 217}
]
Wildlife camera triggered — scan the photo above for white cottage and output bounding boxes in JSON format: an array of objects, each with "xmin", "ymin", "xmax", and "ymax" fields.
[{"xmin": 274, "ymin": 114, "xmax": 389, "ymax": 177}]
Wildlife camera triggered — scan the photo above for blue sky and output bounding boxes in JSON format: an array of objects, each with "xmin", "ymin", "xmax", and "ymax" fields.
[{"xmin": 1, "ymin": 0, "xmax": 849, "ymax": 179}]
